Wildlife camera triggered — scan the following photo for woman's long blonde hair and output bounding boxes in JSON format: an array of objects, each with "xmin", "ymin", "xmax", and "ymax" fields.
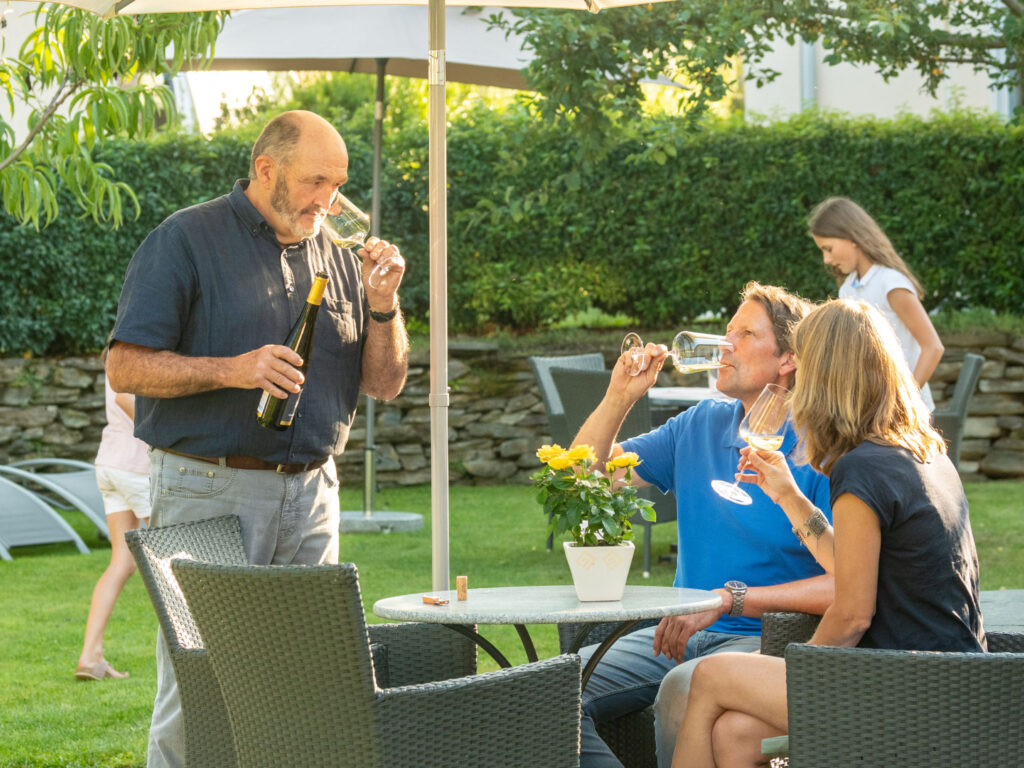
[
  {"xmin": 791, "ymin": 299, "xmax": 945, "ymax": 476},
  {"xmin": 808, "ymin": 196, "xmax": 924, "ymax": 298}
]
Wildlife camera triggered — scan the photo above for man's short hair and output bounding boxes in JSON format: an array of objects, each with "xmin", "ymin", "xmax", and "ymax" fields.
[
  {"xmin": 739, "ymin": 281, "xmax": 813, "ymax": 356},
  {"xmin": 248, "ymin": 113, "xmax": 303, "ymax": 179}
]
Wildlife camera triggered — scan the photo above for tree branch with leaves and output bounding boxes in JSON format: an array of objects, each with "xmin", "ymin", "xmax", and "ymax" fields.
[{"xmin": 0, "ymin": 4, "xmax": 226, "ymax": 228}]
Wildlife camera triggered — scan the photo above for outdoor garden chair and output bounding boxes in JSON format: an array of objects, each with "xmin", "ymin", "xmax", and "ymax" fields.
[
  {"xmin": 127, "ymin": 516, "xmax": 479, "ymax": 768},
  {"xmin": 551, "ymin": 366, "xmax": 677, "ymax": 577},
  {"xmin": 758, "ymin": 612, "xmax": 1024, "ymax": 766},
  {"xmin": 2, "ymin": 457, "xmax": 110, "ymax": 539},
  {"xmin": 0, "ymin": 475, "xmax": 90, "ymax": 560},
  {"xmin": 126, "ymin": 515, "xmax": 247, "ymax": 768},
  {"xmin": 529, "ymin": 352, "xmax": 607, "ymax": 553},
  {"xmin": 529, "ymin": 352, "xmax": 606, "ymax": 448},
  {"xmin": 933, "ymin": 352, "xmax": 985, "ymax": 469},
  {"xmin": 172, "ymin": 560, "xmax": 582, "ymax": 768}
]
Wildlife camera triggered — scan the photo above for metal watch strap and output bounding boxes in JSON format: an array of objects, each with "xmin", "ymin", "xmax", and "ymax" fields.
[
  {"xmin": 369, "ymin": 306, "xmax": 398, "ymax": 323},
  {"xmin": 725, "ymin": 580, "xmax": 747, "ymax": 617}
]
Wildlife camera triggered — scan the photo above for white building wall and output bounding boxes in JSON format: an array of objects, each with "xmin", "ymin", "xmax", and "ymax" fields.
[{"xmin": 745, "ymin": 38, "xmax": 1010, "ymax": 122}]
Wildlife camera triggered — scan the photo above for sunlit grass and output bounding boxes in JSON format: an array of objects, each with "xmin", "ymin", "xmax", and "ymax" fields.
[{"xmin": 0, "ymin": 481, "xmax": 1019, "ymax": 767}]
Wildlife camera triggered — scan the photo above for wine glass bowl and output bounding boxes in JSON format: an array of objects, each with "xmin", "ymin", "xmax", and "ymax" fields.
[
  {"xmin": 323, "ymin": 192, "xmax": 398, "ymax": 289},
  {"xmin": 620, "ymin": 331, "xmax": 732, "ymax": 377},
  {"xmin": 710, "ymin": 383, "xmax": 791, "ymax": 505}
]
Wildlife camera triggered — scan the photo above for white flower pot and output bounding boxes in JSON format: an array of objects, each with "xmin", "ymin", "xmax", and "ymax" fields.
[{"xmin": 563, "ymin": 540, "xmax": 635, "ymax": 602}]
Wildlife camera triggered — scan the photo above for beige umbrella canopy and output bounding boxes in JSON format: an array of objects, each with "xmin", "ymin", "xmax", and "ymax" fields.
[{"xmin": 50, "ymin": 0, "xmax": 676, "ymax": 590}]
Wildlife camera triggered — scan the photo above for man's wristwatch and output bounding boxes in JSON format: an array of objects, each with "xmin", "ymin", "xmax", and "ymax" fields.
[{"xmin": 724, "ymin": 580, "xmax": 747, "ymax": 617}]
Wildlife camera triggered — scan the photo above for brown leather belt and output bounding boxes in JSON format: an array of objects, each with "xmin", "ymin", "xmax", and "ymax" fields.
[{"xmin": 163, "ymin": 449, "xmax": 328, "ymax": 475}]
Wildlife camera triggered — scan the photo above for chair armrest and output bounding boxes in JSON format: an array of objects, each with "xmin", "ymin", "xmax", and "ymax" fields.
[
  {"xmin": 376, "ymin": 655, "xmax": 581, "ymax": 767},
  {"xmin": 367, "ymin": 622, "xmax": 477, "ymax": 685},
  {"xmin": 988, "ymin": 631, "xmax": 1024, "ymax": 653},
  {"xmin": 761, "ymin": 735, "xmax": 789, "ymax": 758},
  {"xmin": 760, "ymin": 612, "xmax": 821, "ymax": 658}
]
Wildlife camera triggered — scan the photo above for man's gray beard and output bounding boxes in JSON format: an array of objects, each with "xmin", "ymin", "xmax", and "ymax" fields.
[{"xmin": 271, "ymin": 175, "xmax": 315, "ymax": 239}]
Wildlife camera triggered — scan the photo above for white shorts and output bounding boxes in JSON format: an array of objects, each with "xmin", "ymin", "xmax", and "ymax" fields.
[{"xmin": 96, "ymin": 465, "xmax": 151, "ymax": 519}]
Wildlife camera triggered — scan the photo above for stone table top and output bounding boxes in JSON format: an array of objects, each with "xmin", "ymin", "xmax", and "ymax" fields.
[
  {"xmin": 982, "ymin": 589, "xmax": 1024, "ymax": 633},
  {"xmin": 373, "ymin": 585, "xmax": 722, "ymax": 625}
]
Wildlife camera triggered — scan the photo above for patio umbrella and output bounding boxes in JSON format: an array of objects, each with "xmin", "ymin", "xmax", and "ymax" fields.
[
  {"xmin": 196, "ymin": 4, "xmax": 537, "ymax": 535},
  {"xmin": 49, "ymin": 0, "xmax": 679, "ymax": 591}
]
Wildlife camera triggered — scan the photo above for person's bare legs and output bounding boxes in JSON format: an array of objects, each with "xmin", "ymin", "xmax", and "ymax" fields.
[
  {"xmin": 77, "ymin": 509, "xmax": 146, "ymax": 677},
  {"xmin": 671, "ymin": 653, "xmax": 789, "ymax": 768},
  {"xmin": 711, "ymin": 711, "xmax": 784, "ymax": 768}
]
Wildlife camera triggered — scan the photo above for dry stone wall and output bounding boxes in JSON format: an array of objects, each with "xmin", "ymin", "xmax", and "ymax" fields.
[{"xmin": 2, "ymin": 332, "xmax": 1023, "ymax": 485}]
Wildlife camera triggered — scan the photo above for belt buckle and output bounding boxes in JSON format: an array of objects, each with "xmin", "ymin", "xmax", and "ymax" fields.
[{"xmin": 275, "ymin": 463, "xmax": 286, "ymax": 474}]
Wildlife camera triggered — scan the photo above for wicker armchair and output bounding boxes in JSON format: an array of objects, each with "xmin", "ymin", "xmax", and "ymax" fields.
[
  {"xmin": 557, "ymin": 619, "xmax": 661, "ymax": 768},
  {"xmin": 760, "ymin": 612, "xmax": 1024, "ymax": 766},
  {"xmin": 173, "ymin": 560, "xmax": 582, "ymax": 768},
  {"xmin": 125, "ymin": 515, "xmax": 247, "ymax": 768},
  {"xmin": 127, "ymin": 516, "xmax": 480, "ymax": 768},
  {"xmin": 784, "ymin": 636, "xmax": 1024, "ymax": 766}
]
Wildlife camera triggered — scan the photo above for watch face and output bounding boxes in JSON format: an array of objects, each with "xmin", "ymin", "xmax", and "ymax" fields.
[{"xmin": 725, "ymin": 580, "xmax": 745, "ymax": 591}]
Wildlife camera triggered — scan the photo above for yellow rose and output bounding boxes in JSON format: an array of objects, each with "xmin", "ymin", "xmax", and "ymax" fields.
[
  {"xmin": 548, "ymin": 455, "xmax": 573, "ymax": 470},
  {"xmin": 606, "ymin": 452, "xmax": 642, "ymax": 472},
  {"xmin": 536, "ymin": 444, "xmax": 565, "ymax": 463},
  {"xmin": 567, "ymin": 445, "xmax": 597, "ymax": 464}
]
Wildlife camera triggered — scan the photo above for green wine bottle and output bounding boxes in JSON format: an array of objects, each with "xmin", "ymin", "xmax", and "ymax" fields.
[{"xmin": 256, "ymin": 272, "xmax": 329, "ymax": 430}]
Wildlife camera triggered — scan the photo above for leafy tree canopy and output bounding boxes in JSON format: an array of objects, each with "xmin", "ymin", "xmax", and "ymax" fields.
[
  {"xmin": 0, "ymin": 4, "xmax": 225, "ymax": 228},
  {"xmin": 494, "ymin": 0, "xmax": 1023, "ymax": 156}
]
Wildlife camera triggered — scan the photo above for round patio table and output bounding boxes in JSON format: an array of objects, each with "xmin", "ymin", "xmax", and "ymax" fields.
[{"xmin": 373, "ymin": 584, "xmax": 721, "ymax": 685}]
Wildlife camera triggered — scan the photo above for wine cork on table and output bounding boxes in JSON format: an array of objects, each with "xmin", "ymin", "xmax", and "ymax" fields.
[{"xmin": 456, "ymin": 575, "xmax": 468, "ymax": 601}]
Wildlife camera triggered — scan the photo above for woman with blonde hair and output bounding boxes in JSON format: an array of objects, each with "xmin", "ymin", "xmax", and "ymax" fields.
[
  {"xmin": 669, "ymin": 299, "xmax": 984, "ymax": 768},
  {"xmin": 809, "ymin": 196, "xmax": 944, "ymax": 411}
]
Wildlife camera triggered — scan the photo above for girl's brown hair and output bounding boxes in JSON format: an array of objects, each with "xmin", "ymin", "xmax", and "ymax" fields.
[
  {"xmin": 790, "ymin": 298, "xmax": 945, "ymax": 476},
  {"xmin": 808, "ymin": 196, "xmax": 923, "ymax": 298}
]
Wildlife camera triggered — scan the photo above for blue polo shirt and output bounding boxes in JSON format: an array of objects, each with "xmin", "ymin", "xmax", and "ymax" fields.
[
  {"xmin": 112, "ymin": 180, "xmax": 368, "ymax": 464},
  {"xmin": 622, "ymin": 398, "xmax": 832, "ymax": 635}
]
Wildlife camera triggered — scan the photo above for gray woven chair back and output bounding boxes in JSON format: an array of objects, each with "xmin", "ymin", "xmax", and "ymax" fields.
[
  {"xmin": 933, "ymin": 352, "xmax": 984, "ymax": 468},
  {"xmin": 172, "ymin": 561, "xmax": 382, "ymax": 768},
  {"xmin": 529, "ymin": 353, "xmax": 605, "ymax": 445},
  {"xmin": 126, "ymin": 515, "xmax": 245, "ymax": 768},
  {"xmin": 125, "ymin": 515, "xmax": 247, "ymax": 651},
  {"xmin": 785, "ymin": 640, "xmax": 1024, "ymax": 766},
  {"xmin": 760, "ymin": 611, "xmax": 822, "ymax": 658}
]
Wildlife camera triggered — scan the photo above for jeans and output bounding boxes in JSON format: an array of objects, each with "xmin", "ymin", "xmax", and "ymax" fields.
[
  {"xmin": 579, "ymin": 626, "xmax": 760, "ymax": 768},
  {"xmin": 145, "ymin": 449, "xmax": 340, "ymax": 768}
]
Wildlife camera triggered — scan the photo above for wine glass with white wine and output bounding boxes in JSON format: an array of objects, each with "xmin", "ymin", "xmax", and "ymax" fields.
[
  {"xmin": 709, "ymin": 383, "xmax": 791, "ymax": 505},
  {"xmin": 621, "ymin": 331, "xmax": 732, "ymax": 377},
  {"xmin": 322, "ymin": 192, "xmax": 402, "ymax": 289}
]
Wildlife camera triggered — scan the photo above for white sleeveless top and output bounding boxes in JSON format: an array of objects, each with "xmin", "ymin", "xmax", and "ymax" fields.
[
  {"xmin": 94, "ymin": 379, "xmax": 151, "ymax": 474},
  {"xmin": 839, "ymin": 265, "xmax": 934, "ymax": 411}
]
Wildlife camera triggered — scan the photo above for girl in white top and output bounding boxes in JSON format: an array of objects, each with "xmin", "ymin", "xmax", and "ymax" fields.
[
  {"xmin": 75, "ymin": 362, "xmax": 151, "ymax": 681},
  {"xmin": 809, "ymin": 196, "xmax": 944, "ymax": 411}
]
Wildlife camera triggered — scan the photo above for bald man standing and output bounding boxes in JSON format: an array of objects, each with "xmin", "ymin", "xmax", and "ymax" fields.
[{"xmin": 107, "ymin": 110, "xmax": 409, "ymax": 768}]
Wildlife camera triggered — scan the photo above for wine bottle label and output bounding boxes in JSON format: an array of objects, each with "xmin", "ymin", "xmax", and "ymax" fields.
[
  {"xmin": 279, "ymin": 390, "xmax": 303, "ymax": 426},
  {"xmin": 256, "ymin": 390, "xmax": 271, "ymax": 417}
]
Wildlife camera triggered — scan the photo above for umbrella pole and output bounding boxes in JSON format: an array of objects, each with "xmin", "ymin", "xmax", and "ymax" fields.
[
  {"xmin": 340, "ymin": 57, "xmax": 422, "ymax": 536},
  {"xmin": 363, "ymin": 57, "xmax": 388, "ymax": 519},
  {"xmin": 429, "ymin": 0, "xmax": 450, "ymax": 592}
]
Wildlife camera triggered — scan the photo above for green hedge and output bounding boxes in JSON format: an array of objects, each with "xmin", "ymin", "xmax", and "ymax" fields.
[{"xmin": 2, "ymin": 108, "xmax": 1021, "ymax": 355}]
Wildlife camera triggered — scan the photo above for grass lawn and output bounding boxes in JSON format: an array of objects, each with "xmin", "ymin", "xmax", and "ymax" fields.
[{"xmin": 1, "ymin": 481, "xmax": 1021, "ymax": 768}]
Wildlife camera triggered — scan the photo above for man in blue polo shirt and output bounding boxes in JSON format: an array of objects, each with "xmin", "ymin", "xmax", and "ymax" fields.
[
  {"xmin": 106, "ymin": 110, "xmax": 409, "ymax": 768},
  {"xmin": 572, "ymin": 282, "xmax": 832, "ymax": 768}
]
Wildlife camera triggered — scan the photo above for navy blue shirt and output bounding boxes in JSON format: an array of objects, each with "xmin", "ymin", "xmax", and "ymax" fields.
[
  {"xmin": 112, "ymin": 180, "xmax": 367, "ymax": 463},
  {"xmin": 831, "ymin": 441, "xmax": 985, "ymax": 652}
]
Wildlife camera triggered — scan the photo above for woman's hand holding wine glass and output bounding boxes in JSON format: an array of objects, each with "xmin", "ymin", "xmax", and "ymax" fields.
[
  {"xmin": 736, "ymin": 446, "xmax": 800, "ymax": 506},
  {"xmin": 710, "ymin": 382, "xmax": 790, "ymax": 505}
]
